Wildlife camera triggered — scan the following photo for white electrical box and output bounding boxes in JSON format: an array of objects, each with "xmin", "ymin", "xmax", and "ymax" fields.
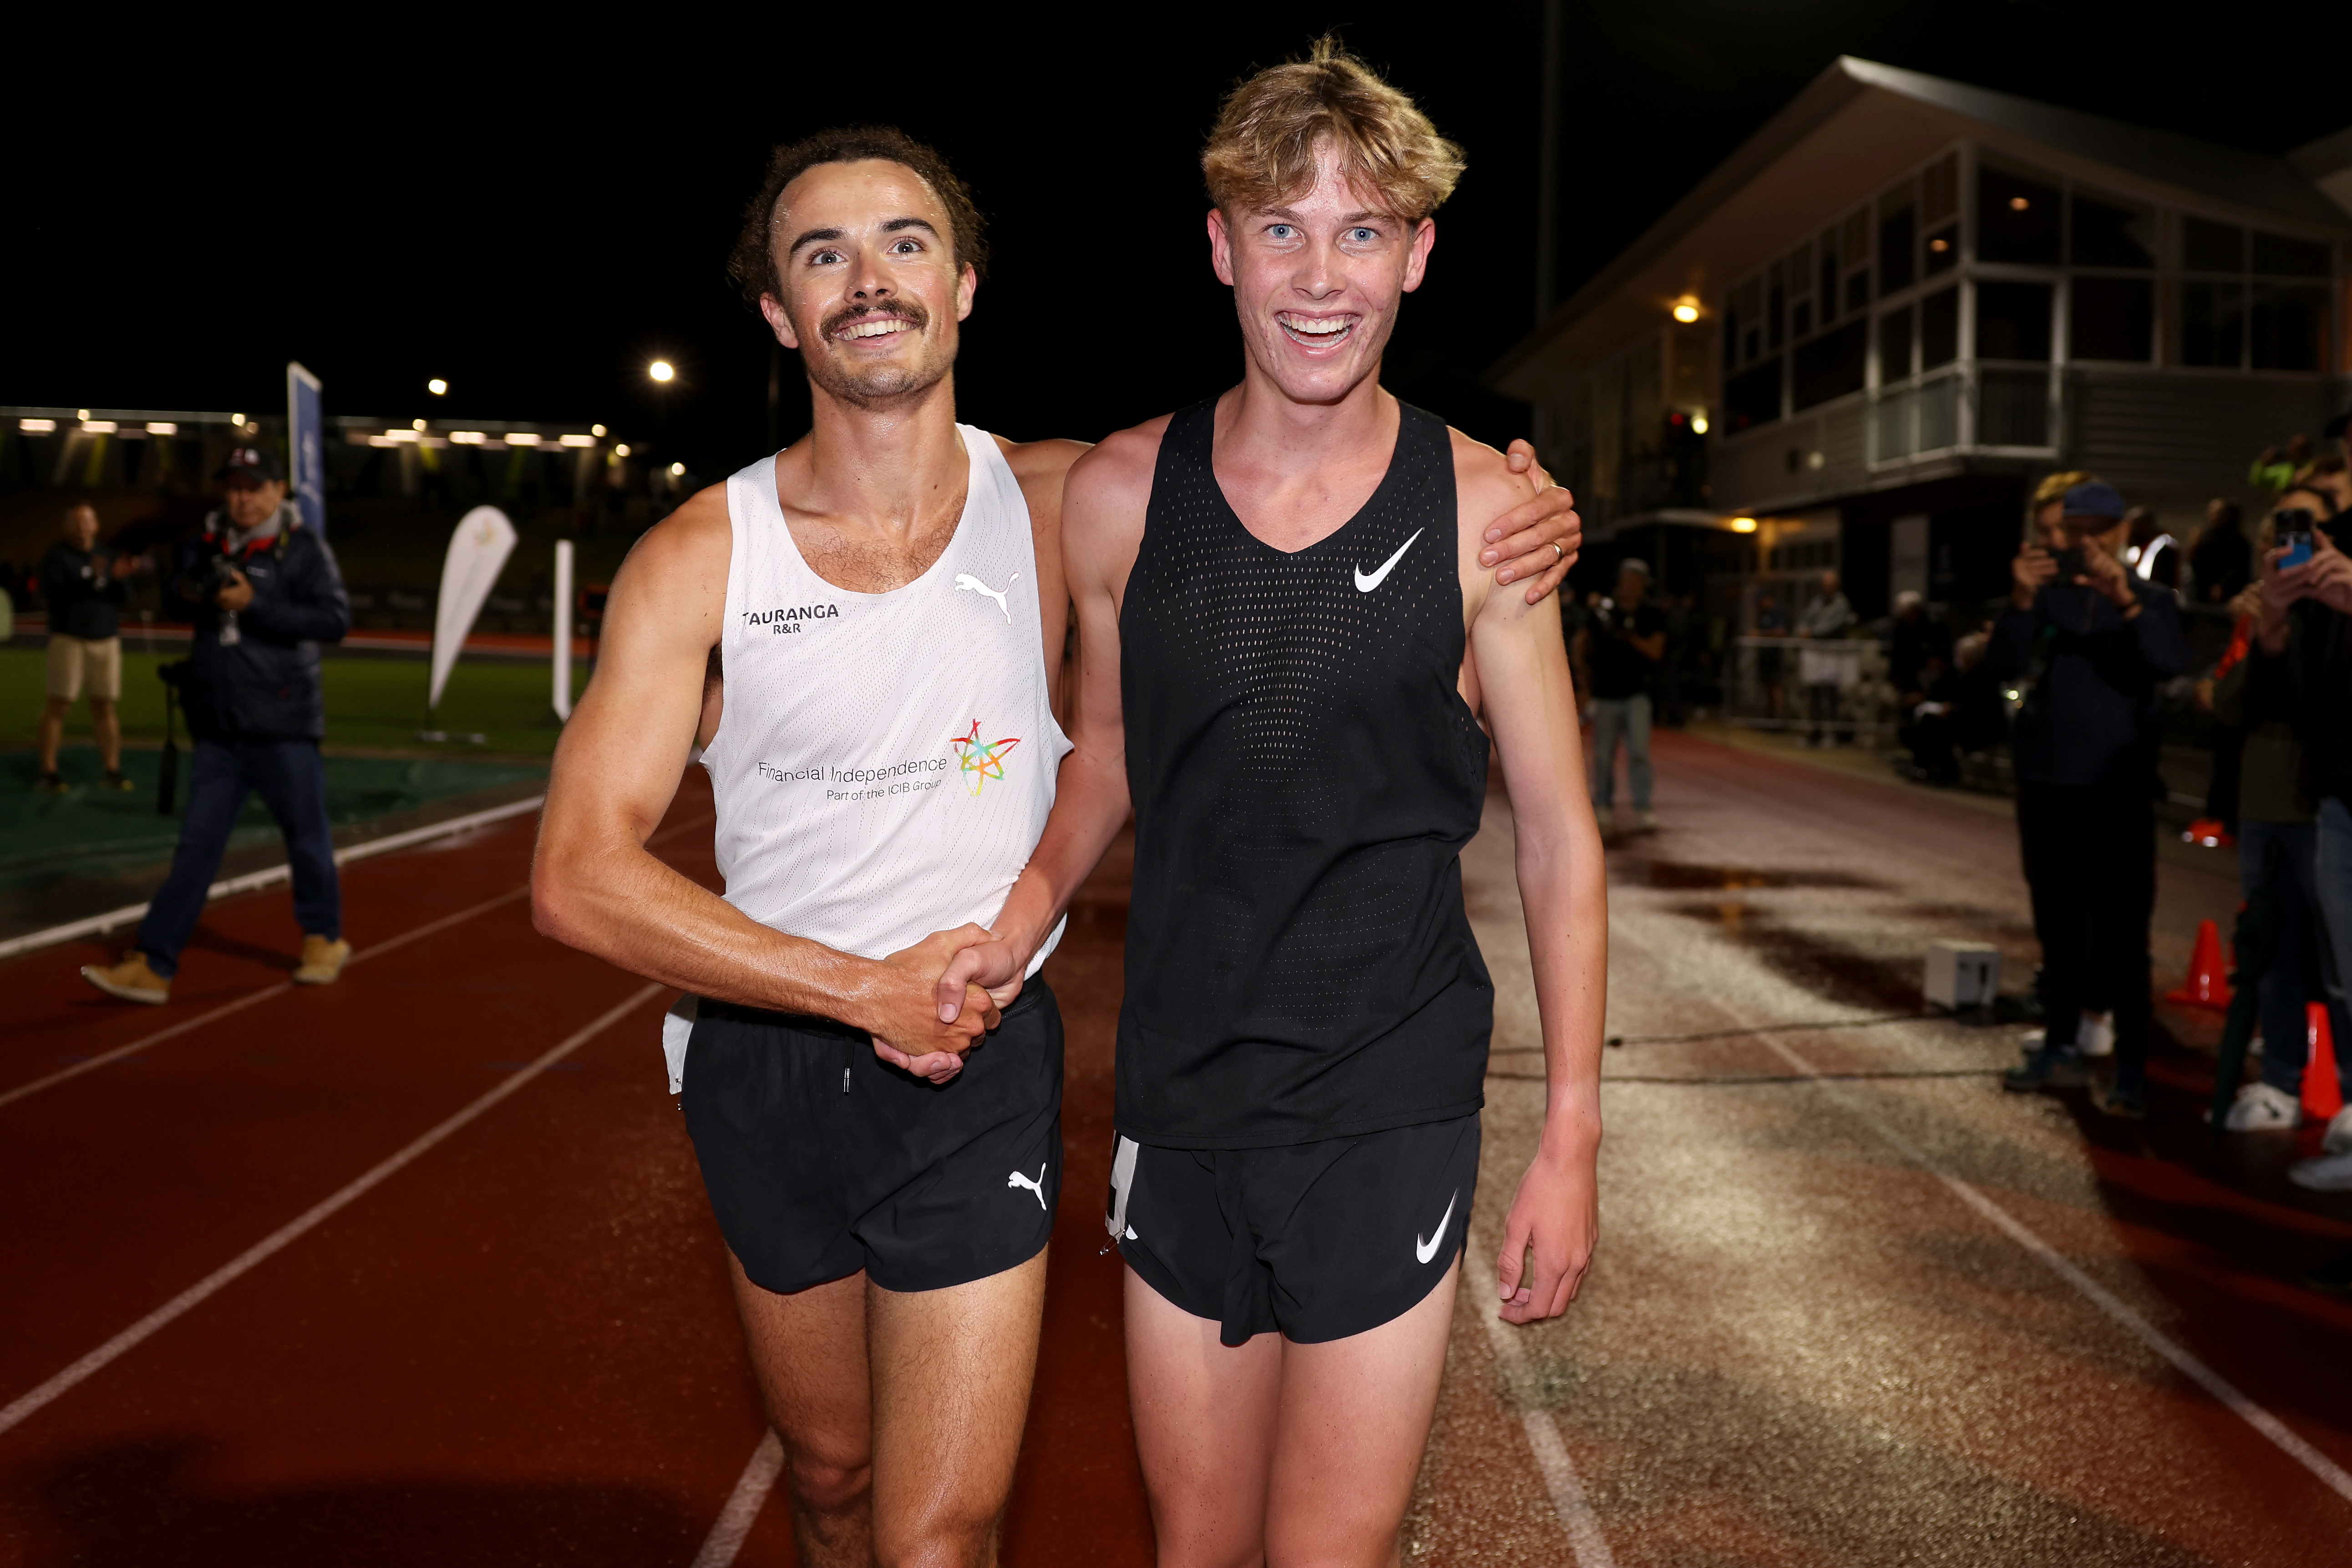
[{"xmin": 1924, "ymin": 941, "xmax": 2001, "ymax": 1010}]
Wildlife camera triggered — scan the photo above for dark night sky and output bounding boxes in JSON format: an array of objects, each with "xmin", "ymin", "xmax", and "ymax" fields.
[{"xmin": 5, "ymin": 2, "xmax": 2342, "ymax": 478}]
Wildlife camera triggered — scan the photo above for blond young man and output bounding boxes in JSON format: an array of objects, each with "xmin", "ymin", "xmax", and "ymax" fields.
[
  {"xmin": 530, "ymin": 124, "xmax": 1578, "ymax": 1568},
  {"xmin": 941, "ymin": 44, "xmax": 1607, "ymax": 1566}
]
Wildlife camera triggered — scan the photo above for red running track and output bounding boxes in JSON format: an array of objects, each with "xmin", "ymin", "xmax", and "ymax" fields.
[{"xmin": 0, "ymin": 771, "xmax": 1148, "ymax": 1565}]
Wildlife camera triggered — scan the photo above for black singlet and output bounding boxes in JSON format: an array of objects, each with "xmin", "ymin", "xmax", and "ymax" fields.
[{"xmin": 1115, "ymin": 397, "xmax": 1493, "ymax": 1149}]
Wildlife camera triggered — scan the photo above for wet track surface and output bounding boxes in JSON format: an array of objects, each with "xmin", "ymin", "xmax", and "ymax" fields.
[{"xmin": 2, "ymin": 731, "xmax": 2349, "ymax": 1563}]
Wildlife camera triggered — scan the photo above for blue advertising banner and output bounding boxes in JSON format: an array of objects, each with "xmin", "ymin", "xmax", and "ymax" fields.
[{"xmin": 287, "ymin": 361, "xmax": 325, "ymax": 536}]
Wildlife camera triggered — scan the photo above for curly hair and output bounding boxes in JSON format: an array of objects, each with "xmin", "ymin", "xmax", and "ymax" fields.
[
  {"xmin": 1200, "ymin": 36, "xmax": 1465, "ymax": 223},
  {"xmin": 726, "ymin": 126, "xmax": 988, "ymax": 313}
]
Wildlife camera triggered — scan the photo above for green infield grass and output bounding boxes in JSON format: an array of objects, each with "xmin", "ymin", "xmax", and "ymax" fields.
[{"xmin": 2, "ymin": 647, "xmax": 587, "ymax": 757}]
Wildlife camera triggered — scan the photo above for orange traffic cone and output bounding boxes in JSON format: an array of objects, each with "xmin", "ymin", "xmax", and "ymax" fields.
[
  {"xmin": 2165, "ymin": 918, "xmax": 2232, "ymax": 1010},
  {"xmin": 2304, "ymin": 1003, "xmax": 2343, "ymax": 1123}
]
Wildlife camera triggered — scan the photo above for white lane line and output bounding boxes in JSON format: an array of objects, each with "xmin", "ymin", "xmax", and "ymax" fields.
[
  {"xmin": 0, "ymin": 884, "xmax": 531, "ymax": 1111},
  {"xmin": 1, "ymin": 807, "xmax": 711, "ymax": 1113},
  {"xmin": 0, "ymin": 794, "xmax": 547, "ymax": 962},
  {"xmin": 0, "ymin": 983, "xmax": 663, "ymax": 1438},
  {"xmin": 1757, "ymin": 1034, "xmax": 2352, "ymax": 1508},
  {"xmin": 1469, "ymin": 1225, "xmax": 1617, "ymax": 1568},
  {"xmin": 689, "ymin": 1431, "xmax": 786, "ymax": 1568}
]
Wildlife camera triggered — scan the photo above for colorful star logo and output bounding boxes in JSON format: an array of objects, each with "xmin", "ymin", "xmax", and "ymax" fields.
[{"xmin": 951, "ymin": 720, "xmax": 1021, "ymax": 796}]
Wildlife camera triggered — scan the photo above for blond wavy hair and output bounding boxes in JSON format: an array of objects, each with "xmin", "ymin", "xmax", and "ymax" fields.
[
  {"xmin": 1201, "ymin": 37, "xmax": 1465, "ymax": 223},
  {"xmin": 2031, "ymin": 470, "xmax": 2099, "ymax": 507}
]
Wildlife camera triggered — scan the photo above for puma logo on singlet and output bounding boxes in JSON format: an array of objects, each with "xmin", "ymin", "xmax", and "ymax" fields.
[
  {"xmin": 956, "ymin": 571, "xmax": 1017, "ymax": 623},
  {"xmin": 1353, "ymin": 529, "xmax": 1424, "ymax": 593},
  {"xmin": 1007, "ymin": 1164, "xmax": 1048, "ymax": 1209}
]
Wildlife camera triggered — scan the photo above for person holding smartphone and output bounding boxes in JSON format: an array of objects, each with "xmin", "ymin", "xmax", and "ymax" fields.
[{"xmin": 1992, "ymin": 480, "xmax": 2188, "ymax": 1117}]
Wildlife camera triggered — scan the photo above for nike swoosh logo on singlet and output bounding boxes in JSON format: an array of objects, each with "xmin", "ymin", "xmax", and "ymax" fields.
[
  {"xmin": 1415, "ymin": 1188, "xmax": 1457, "ymax": 1265},
  {"xmin": 1354, "ymin": 528, "xmax": 1424, "ymax": 593}
]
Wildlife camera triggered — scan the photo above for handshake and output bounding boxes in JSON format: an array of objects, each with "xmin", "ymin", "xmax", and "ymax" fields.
[{"xmin": 866, "ymin": 924, "xmax": 1031, "ymax": 1084}]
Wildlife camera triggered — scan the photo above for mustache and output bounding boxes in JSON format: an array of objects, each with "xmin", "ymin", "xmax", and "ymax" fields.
[{"xmin": 821, "ymin": 299, "xmax": 929, "ymax": 340}]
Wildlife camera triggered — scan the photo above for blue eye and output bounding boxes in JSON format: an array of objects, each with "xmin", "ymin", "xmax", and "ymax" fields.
[
  {"xmin": 1349, "ymin": 228, "xmax": 1377, "ymax": 243},
  {"xmin": 1268, "ymin": 224, "xmax": 1296, "ymax": 239}
]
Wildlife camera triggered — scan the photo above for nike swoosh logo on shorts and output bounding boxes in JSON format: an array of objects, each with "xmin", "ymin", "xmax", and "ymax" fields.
[
  {"xmin": 1415, "ymin": 1188, "xmax": 1457, "ymax": 1265},
  {"xmin": 1354, "ymin": 528, "xmax": 1424, "ymax": 593}
]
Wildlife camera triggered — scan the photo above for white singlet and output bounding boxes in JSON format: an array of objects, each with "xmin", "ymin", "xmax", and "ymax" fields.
[{"xmin": 700, "ymin": 426, "xmax": 1070, "ymax": 983}]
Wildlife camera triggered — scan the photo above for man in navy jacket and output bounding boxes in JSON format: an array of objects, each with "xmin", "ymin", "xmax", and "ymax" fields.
[
  {"xmin": 83, "ymin": 445, "xmax": 354, "ymax": 1004},
  {"xmin": 1990, "ymin": 480, "xmax": 2187, "ymax": 1116}
]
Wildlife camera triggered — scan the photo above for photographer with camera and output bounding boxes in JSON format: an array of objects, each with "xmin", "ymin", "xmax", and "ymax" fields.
[
  {"xmin": 1992, "ymin": 480, "xmax": 2187, "ymax": 1117},
  {"xmin": 81, "ymin": 446, "xmax": 353, "ymax": 1005}
]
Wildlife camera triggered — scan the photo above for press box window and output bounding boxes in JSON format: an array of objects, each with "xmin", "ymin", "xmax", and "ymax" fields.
[
  {"xmin": 2068, "ymin": 193, "xmax": 2154, "ymax": 269},
  {"xmin": 1977, "ymin": 166, "xmax": 2061, "ymax": 265},
  {"xmin": 1724, "ymin": 359, "xmax": 1783, "ymax": 431},
  {"xmin": 1919, "ymin": 287, "xmax": 1959, "ymax": 369},
  {"xmin": 1975, "ymin": 281, "xmax": 2053, "ymax": 361},
  {"xmin": 2070, "ymin": 277, "xmax": 2153, "ymax": 362}
]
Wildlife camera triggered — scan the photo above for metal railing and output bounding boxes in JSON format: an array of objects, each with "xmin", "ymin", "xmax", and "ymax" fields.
[{"xmin": 1723, "ymin": 636, "xmax": 1893, "ymax": 741}]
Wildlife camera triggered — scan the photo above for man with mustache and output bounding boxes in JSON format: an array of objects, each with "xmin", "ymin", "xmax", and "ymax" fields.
[{"xmin": 530, "ymin": 127, "xmax": 1578, "ymax": 1567}]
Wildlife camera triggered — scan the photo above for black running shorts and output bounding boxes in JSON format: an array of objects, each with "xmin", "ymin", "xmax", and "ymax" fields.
[
  {"xmin": 682, "ymin": 981, "xmax": 1063, "ymax": 1296},
  {"xmin": 1111, "ymin": 1113, "xmax": 1478, "ymax": 1346}
]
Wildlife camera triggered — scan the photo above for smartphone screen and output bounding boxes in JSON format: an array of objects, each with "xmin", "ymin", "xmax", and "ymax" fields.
[{"xmin": 2280, "ymin": 531, "xmax": 2315, "ymax": 569}]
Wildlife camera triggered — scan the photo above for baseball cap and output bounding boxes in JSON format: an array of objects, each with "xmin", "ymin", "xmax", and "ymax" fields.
[
  {"xmin": 215, "ymin": 445, "xmax": 284, "ymax": 485},
  {"xmin": 2061, "ymin": 481, "xmax": 2127, "ymax": 522}
]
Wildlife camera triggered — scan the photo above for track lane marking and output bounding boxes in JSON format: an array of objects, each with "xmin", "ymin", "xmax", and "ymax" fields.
[
  {"xmin": 1469, "ymin": 1224, "xmax": 1617, "ymax": 1567},
  {"xmin": 689, "ymin": 1431, "xmax": 785, "ymax": 1568},
  {"xmin": 1754, "ymin": 1032, "xmax": 2352, "ymax": 1509},
  {"xmin": 0, "ymin": 808, "xmax": 712, "ymax": 1111},
  {"xmin": 0, "ymin": 983, "xmax": 663, "ymax": 1438}
]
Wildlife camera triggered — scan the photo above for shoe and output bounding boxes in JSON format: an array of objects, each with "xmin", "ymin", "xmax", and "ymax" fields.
[
  {"xmin": 2002, "ymin": 1042, "xmax": 2088, "ymax": 1092},
  {"xmin": 2288, "ymin": 1150, "xmax": 2352, "ymax": 1192},
  {"xmin": 2323, "ymin": 1105, "xmax": 2352, "ymax": 1155},
  {"xmin": 2077, "ymin": 1011, "xmax": 2114, "ymax": 1058},
  {"xmin": 2305, "ymin": 1252, "xmax": 2352, "ymax": 1294},
  {"xmin": 2097, "ymin": 1079, "xmax": 2147, "ymax": 1120},
  {"xmin": 293, "ymin": 935, "xmax": 352, "ymax": 985},
  {"xmin": 2221, "ymin": 1081, "xmax": 2301, "ymax": 1132},
  {"xmin": 81, "ymin": 950, "xmax": 169, "ymax": 1005},
  {"xmin": 36, "ymin": 771, "xmax": 66, "ymax": 794},
  {"xmin": 1637, "ymin": 810, "xmax": 1660, "ymax": 831},
  {"xmin": 1594, "ymin": 806, "xmax": 1616, "ymax": 834},
  {"xmin": 101, "ymin": 771, "xmax": 136, "ymax": 792}
]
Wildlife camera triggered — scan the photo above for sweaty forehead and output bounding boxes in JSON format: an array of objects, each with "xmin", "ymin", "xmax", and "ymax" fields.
[{"xmin": 775, "ymin": 158, "xmax": 948, "ymax": 234}]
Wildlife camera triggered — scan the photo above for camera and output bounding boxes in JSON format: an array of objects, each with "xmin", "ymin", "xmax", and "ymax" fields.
[
  {"xmin": 2276, "ymin": 507, "xmax": 2316, "ymax": 569},
  {"xmin": 2051, "ymin": 547, "xmax": 2087, "ymax": 582}
]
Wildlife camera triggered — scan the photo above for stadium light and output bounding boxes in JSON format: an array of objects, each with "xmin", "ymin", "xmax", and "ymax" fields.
[
  {"xmin": 1692, "ymin": 413, "xmax": 1710, "ymax": 435},
  {"xmin": 614, "ymin": 443, "xmax": 631, "ymax": 457},
  {"xmin": 450, "ymin": 431, "xmax": 487, "ymax": 444},
  {"xmin": 560, "ymin": 434, "xmax": 597, "ymax": 447},
  {"xmin": 147, "ymin": 422, "xmax": 177, "ymax": 436},
  {"xmin": 413, "ymin": 419, "xmax": 426, "ymax": 431},
  {"xmin": 669, "ymin": 461, "xmax": 686, "ymax": 477},
  {"xmin": 76, "ymin": 408, "xmax": 91, "ymax": 420},
  {"xmin": 1672, "ymin": 299, "xmax": 1700, "ymax": 323},
  {"xmin": 506, "ymin": 432, "xmax": 541, "ymax": 447},
  {"xmin": 649, "ymin": 360, "xmax": 675, "ymax": 383},
  {"xmin": 20, "ymin": 418, "xmax": 56, "ymax": 433},
  {"xmin": 82, "ymin": 420, "xmax": 118, "ymax": 433},
  {"xmin": 428, "ymin": 378, "xmax": 448, "ymax": 395},
  {"xmin": 1730, "ymin": 517, "xmax": 1759, "ymax": 533},
  {"xmin": 591, "ymin": 424, "xmax": 606, "ymax": 437}
]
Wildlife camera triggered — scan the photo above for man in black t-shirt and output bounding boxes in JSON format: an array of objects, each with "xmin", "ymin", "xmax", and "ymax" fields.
[{"xmin": 1574, "ymin": 558, "xmax": 1667, "ymax": 832}]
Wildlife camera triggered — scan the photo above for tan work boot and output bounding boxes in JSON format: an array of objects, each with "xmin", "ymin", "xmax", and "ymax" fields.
[
  {"xmin": 82, "ymin": 950, "xmax": 170, "ymax": 1005},
  {"xmin": 293, "ymin": 935, "xmax": 352, "ymax": 985}
]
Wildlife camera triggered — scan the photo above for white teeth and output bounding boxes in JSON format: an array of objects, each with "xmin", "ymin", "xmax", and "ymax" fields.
[
  {"xmin": 1277, "ymin": 314, "xmax": 1353, "ymax": 337},
  {"xmin": 841, "ymin": 319, "xmax": 908, "ymax": 339}
]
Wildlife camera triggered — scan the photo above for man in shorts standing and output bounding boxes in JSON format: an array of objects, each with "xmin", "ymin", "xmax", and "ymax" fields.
[
  {"xmin": 943, "ymin": 42, "xmax": 1608, "ymax": 1567},
  {"xmin": 529, "ymin": 126, "xmax": 1579, "ymax": 1567},
  {"xmin": 36, "ymin": 502, "xmax": 138, "ymax": 793}
]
